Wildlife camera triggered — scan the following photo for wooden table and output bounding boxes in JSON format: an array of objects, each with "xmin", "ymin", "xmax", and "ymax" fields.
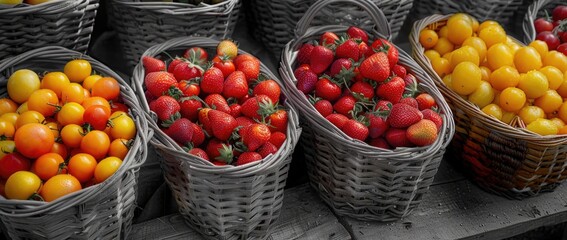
[{"xmin": 127, "ymin": 159, "xmax": 567, "ymax": 240}]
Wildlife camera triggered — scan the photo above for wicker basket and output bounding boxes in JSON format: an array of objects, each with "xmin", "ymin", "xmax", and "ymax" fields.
[
  {"xmin": 279, "ymin": 0, "xmax": 455, "ymax": 221},
  {"xmin": 410, "ymin": 0, "xmax": 523, "ymax": 31},
  {"xmin": 244, "ymin": 0, "xmax": 413, "ymax": 58},
  {"xmin": 0, "ymin": 46, "xmax": 151, "ymax": 239},
  {"xmin": 410, "ymin": 14, "xmax": 567, "ymax": 199},
  {"xmin": 522, "ymin": 0, "xmax": 564, "ymax": 44},
  {"xmin": 131, "ymin": 37, "xmax": 301, "ymax": 239},
  {"xmin": 107, "ymin": 0, "xmax": 241, "ymax": 71},
  {"xmin": 0, "ymin": 0, "xmax": 99, "ymax": 60}
]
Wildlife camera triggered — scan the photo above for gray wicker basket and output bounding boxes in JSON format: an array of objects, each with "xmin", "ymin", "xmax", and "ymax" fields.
[
  {"xmin": 0, "ymin": 0, "xmax": 99, "ymax": 60},
  {"xmin": 522, "ymin": 0, "xmax": 564, "ymax": 44},
  {"xmin": 0, "ymin": 46, "xmax": 151, "ymax": 239},
  {"xmin": 410, "ymin": 14, "xmax": 567, "ymax": 199},
  {"xmin": 107, "ymin": 0, "xmax": 241, "ymax": 71},
  {"xmin": 131, "ymin": 37, "xmax": 302, "ymax": 239},
  {"xmin": 279, "ymin": 0, "xmax": 455, "ymax": 221},
  {"xmin": 245, "ymin": 0, "xmax": 413, "ymax": 58}
]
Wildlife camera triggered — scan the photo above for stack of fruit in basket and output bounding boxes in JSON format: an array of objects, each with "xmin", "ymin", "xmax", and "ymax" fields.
[
  {"xmin": 293, "ymin": 26, "xmax": 444, "ymax": 149},
  {"xmin": 532, "ymin": 4, "xmax": 567, "ymax": 55},
  {"xmin": 0, "ymin": 59, "xmax": 137, "ymax": 202},
  {"xmin": 0, "ymin": 0, "xmax": 53, "ymax": 5},
  {"xmin": 419, "ymin": 13, "xmax": 567, "ymax": 135},
  {"xmin": 142, "ymin": 39, "xmax": 289, "ymax": 166}
]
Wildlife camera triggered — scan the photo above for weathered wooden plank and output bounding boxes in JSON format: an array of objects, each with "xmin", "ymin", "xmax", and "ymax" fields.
[
  {"xmin": 129, "ymin": 183, "xmax": 350, "ymax": 240},
  {"xmin": 342, "ymin": 177, "xmax": 567, "ymax": 240}
]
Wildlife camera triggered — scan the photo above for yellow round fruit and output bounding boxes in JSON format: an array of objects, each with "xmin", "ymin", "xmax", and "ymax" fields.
[
  {"xmin": 419, "ymin": 29, "xmax": 439, "ymax": 49},
  {"xmin": 529, "ymin": 40, "xmax": 549, "ymax": 58},
  {"xmin": 489, "ymin": 66, "xmax": 520, "ymax": 91},
  {"xmin": 479, "ymin": 25, "xmax": 507, "ymax": 48},
  {"xmin": 499, "ymin": 87, "xmax": 526, "ymax": 112},
  {"xmin": 534, "ymin": 90, "xmax": 562, "ymax": 114},
  {"xmin": 526, "ymin": 118, "xmax": 558, "ymax": 135},
  {"xmin": 451, "ymin": 62, "xmax": 481, "ymax": 95},
  {"xmin": 0, "ymin": 0, "xmax": 23, "ymax": 4},
  {"xmin": 480, "ymin": 66, "xmax": 491, "ymax": 81},
  {"xmin": 450, "ymin": 46, "xmax": 480, "ymax": 70},
  {"xmin": 539, "ymin": 66, "xmax": 564, "ymax": 90},
  {"xmin": 7, "ymin": 69, "xmax": 40, "ymax": 104},
  {"xmin": 4, "ymin": 171, "xmax": 41, "ymax": 200},
  {"xmin": 501, "ymin": 111, "xmax": 517, "ymax": 124},
  {"xmin": 433, "ymin": 37, "xmax": 454, "ymax": 56},
  {"xmin": 424, "ymin": 50, "xmax": 441, "ymax": 62},
  {"xmin": 486, "ymin": 43, "xmax": 514, "ymax": 71},
  {"xmin": 543, "ymin": 51, "xmax": 567, "ymax": 73},
  {"xmin": 64, "ymin": 59, "xmax": 92, "ymax": 83},
  {"xmin": 468, "ymin": 80, "xmax": 495, "ymax": 108},
  {"xmin": 462, "ymin": 36, "xmax": 487, "ymax": 62},
  {"xmin": 549, "ymin": 117, "xmax": 565, "ymax": 129},
  {"xmin": 431, "ymin": 57, "xmax": 451, "ymax": 78},
  {"xmin": 514, "ymin": 46, "xmax": 542, "ymax": 73},
  {"xmin": 518, "ymin": 105, "xmax": 545, "ymax": 125},
  {"xmin": 517, "ymin": 70, "xmax": 549, "ymax": 99},
  {"xmin": 557, "ymin": 102, "xmax": 567, "ymax": 124},
  {"xmin": 481, "ymin": 103, "xmax": 503, "ymax": 120},
  {"xmin": 94, "ymin": 156, "xmax": 122, "ymax": 183},
  {"xmin": 447, "ymin": 18, "xmax": 473, "ymax": 45}
]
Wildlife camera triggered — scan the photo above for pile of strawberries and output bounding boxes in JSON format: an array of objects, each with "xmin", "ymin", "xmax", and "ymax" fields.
[
  {"xmin": 293, "ymin": 27, "xmax": 443, "ymax": 149},
  {"xmin": 142, "ymin": 40, "xmax": 288, "ymax": 166}
]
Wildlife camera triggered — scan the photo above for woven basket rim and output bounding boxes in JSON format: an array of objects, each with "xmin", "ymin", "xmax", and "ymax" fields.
[
  {"xmin": 0, "ymin": 46, "xmax": 151, "ymax": 217},
  {"xmin": 110, "ymin": 0, "xmax": 238, "ymax": 15},
  {"xmin": 0, "ymin": 0, "xmax": 87, "ymax": 14},
  {"xmin": 410, "ymin": 13, "xmax": 567, "ymax": 144},
  {"xmin": 279, "ymin": 0, "xmax": 455, "ymax": 158},
  {"xmin": 522, "ymin": 0, "xmax": 557, "ymax": 44},
  {"xmin": 131, "ymin": 36, "xmax": 302, "ymax": 175}
]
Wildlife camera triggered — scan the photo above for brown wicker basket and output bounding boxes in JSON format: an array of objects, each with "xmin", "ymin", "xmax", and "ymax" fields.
[
  {"xmin": 244, "ymin": 0, "xmax": 413, "ymax": 58},
  {"xmin": 131, "ymin": 37, "xmax": 302, "ymax": 239},
  {"xmin": 107, "ymin": 0, "xmax": 241, "ymax": 71},
  {"xmin": 410, "ymin": 0, "xmax": 523, "ymax": 31},
  {"xmin": 522, "ymin": 0, "xmax": 564, "ymax": 44},
  {"xmin": 0, "ymin": 46, "xmax": 151, "ymax": 239},
  {"xmin": 279, "ymin": 0, "xmax": 455, "ymax": 221},
  {"xmin": 410, "ymin": 14, "xmax": 567, "ymax": 199},
  {"xmin": 0, "ymin": 0, "xmax": 99, "ymax": 60}
]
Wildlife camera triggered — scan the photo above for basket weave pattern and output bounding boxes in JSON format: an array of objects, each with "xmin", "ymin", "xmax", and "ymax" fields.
[
  {"xmin": 108, "ymin": 0, "xmax": 241, "ymax": 70},
  {"xmin": 0, "ymin": 46, "xmax": 150, "ymax": 239},
  {"xmin": 131, "ymin": 37, "xmax": 301, "ymax": 239},
  {"xmin": 410, "ymin": 14, "xmax": 567, "ymax": 199},
  {"xmin": 522, "ymin": 0, "xmax": 564, "ymax": 44},
  {"xmin": 279, "ymin": 0, "xmax": 455, "ymax": 221},
  {"xmin": 245, "ymin": 0, "xmax": 413, "ymax": 58},
  {"xmin": 0, "ymin": 0, "xmax": 99, "ymax": 59}
]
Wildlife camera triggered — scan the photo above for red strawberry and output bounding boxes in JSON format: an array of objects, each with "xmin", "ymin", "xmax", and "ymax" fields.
[
  {"xmin": 297, "ymin": 43, "xmax": 315, "ymax": 64},
  {"xmin": 179, "ymin": 97, "xmax": 202, "ymax": 122},
  {"xmin": 347, "ymin": 26, "xmax": 369, "ymax": 43},
  {"xmin": 369, "ymin": 137, "xmax": 391, "ymax": 149},
  {"xmin": 358, "ymin": 41, "xmax": 373, "ymax": 59},
  {"xmin": 371, "ymin": 38, "xmax": 399, "ymax": 67},
  {"xmin": 253, "ymin": 79, "xmax": 281, "ymax": 104},
  {"xmin": 241, "ymin": 95, "xmax": 275, "ymax": 121},
  {"xmin": 416, "ymin": 93, "xmax": 437, "ymax": 110},
  {"xmin": 320, "ymin": 31, "xmax": 339, "ymax": 46},
  {"xmin": 406, "ymin": 119, "xmax": 438, "ymax": 146},
  {"xmin": 359, "ymin": 52, "xmax": 390, "ymax": 82},
  {"xmin": 167, "ymin": 58, "xmax": 183, "ymax": 73},
  {"xmin": 190, "ymin": 122, "xmax": 205, "ymax": 147},
  {"xmin": 212, "ymin": 56, "xmax": 236, "ymax": 78},
  {"xmin": 177, "ymin": 80, "xmax": 200, "ymax": 97},
  {"xmin": 204, "ymin": 94, "xmax": 231, "ymax": 114},
  {"xmin": 229, "ymin": 103, "xmax": 242, "ymax": 118},
  {"xmin": 312, "ymin": 97, "xmax": 333, "ymax": 117},
  {"xmin": 376, "ymin": 76, "xmax": 405, "ymax": 103},
  {"xmin": 294, "ymin": 67, "xmax": 318, "ymax": 94},
  {"xmin": 173, "ymin": 61, "xmax": 203, "ymax": 82},
  {"xmin": 200, "ymin": 67, "xmax": 224, "ymax": 94},
  {"xmin": 142, "ymin": 56, "xmax": 166, "ymax": 73},
  {"xmin": 388, "ymin": 103, "xmax": 423, "ymax": 128},
  {"xmin": 421, "ymin": 109, "xmax": 443, "ymax": 131},
  {"xmin": 315, "ymin": 77, "xmax": 342, "ymax": 102},
  {"xmin": 241, "ymin": 123, "xmax": 271, "ymax": 151},
  {"xmin": 268, "ymin": 109, "xmax": 288, "ymax": 133},
  {"xmin": 236, "ymin": 116, "xmax": 255, "ymax": 129},
  {"xmin": 350, "ymin": 81, "xmax": 374, "ymax": 100},
  {"xmin": 329, "ymin": 58, "xmax": 355, "ymax": 83},
  {"xmin": 326, "ymin": 113, "xmax": 349, "ymax": 129},
  {"xmin": 333, "ymin": 95, "xmax": 356, "ymax": 117},
  {"xmin": 366, "ymin": 113, "xmax": 389, "ymax": 138},
  {"xmin": 403, "ymin": 73, "xmax": 417, "ymax": 87},
  {"xmin": 188, "ymin": 147, "xmax": 209, "ymax": 161},
  {"xmin": 149, "ymin": 95, "xmax": 180, "ymax": 121},
  {"xmin": 310, "ymin": 45, "xmax": 334, "ymax": 74},
  {"xmin": 206, "ymin": 139, "xmax": 227, "ymax": 161},
  {"xmin": 145, "ymin": 71, "xmax": 177, "ymax": 97},
  {"xmin": 208, "ymin": 109, "xmax": 238, "ymax": 141},
  {"xmin": 269, "ymin": 131, "xmax": 286, "ymax": 148},
  {"xmin": 183, "ymin": 47, "xmax": 208, "ymax": 65},
  {"xmin": 166, "ymin": 118, "xmax": 194, "ymax": 146},
  {"xmin": 236, "ymin": 152, "xmax": 263, "ymax": 166},
  {"xmin": 223, "ymin": 71, "xmax": 248, "ymax": 99},
  {"xmin": 237, "ymin": 60, "xmax": 260, "ymax": 83},
  {"xmin": 399, "ymin": 97, "xmax": 418, "ymax": 109},
  {"xmin": 385, "ymin": 128, "xmax": 414, "ymax": 148},
  {"xmin": 392, "ymin": 64, "xmax": 407, "ymax": 78},
  {"xmin": 258, "ymin": 142, "xmax": 278, "ymax": 158},
  {"xmin": 342, "ymin": 119, "xmax": 369, "ymax": 141},
  {"xmin": 374, "ymin": 100, "xmax": 392, "ymax": 111},
  {"xmin": 335, "ymin": 39, "xmax": 360, "ymax": 61}
]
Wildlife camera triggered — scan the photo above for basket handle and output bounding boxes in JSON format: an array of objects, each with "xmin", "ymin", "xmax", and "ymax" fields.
[{"xmin": 294, "ymin": 0, "xmax": 391, "ymax": 40}]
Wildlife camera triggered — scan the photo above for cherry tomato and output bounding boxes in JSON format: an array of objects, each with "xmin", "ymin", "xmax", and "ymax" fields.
[
  {"xmin": 32, "ymin": 152, "xmax": 66, "ymax": 181},
  {"xmin": 60, "ymin": 124, "xmax": 84, "ymax": 148},
  {"xmin": 4, "ymin": 171, "xmax": 41, "ymax": 200},
  {"xmin": 80, "ymin": 130, "xmax": 110, "ymax": 160},
  {"xmin": 552, "ymin": 5, "xmax": 567, "ymax": 22},
  {"xmin": 534, "ymin": 18, "xmax": 554, "ymax": 33},
  {"xmin": 15, "ymin": 123, "xmax": 55, "ymax": 159},
  {"xmin": 94, "ymin": 156, "xmax": 122, "ymax": 183},
  {"xmin": 0, "ymin": 98, "xmax": 18, "ymax": 116},
  {"xmin": 110, "ymin": 102, "xmax": 129, "ymax": 113},
  {"xmin": 91, "ymin": 77, "xmax": 120, "ymax": 101},
  {"xmin": 61, "ymin": 82, "xmax": 86, "ymax": 104},
  {"xmin": 40, "ymin": 174, "xmax": 82, "ymax": 202},
  {"xmin": 64, "ymin": 59, "xmax": 92, "ymax": 83},
  {"xmin": 15, "ymin": 110, "xmax": 45, "ymax": 129},
  {"xmin": 50, "ymin": 142, "xmax": 69, "ymax": 160},
  {"xmin": 108, "ymin": 111, "xmax": 136, "ymax": 140},
  {"xmin": 83, "ymin": 105, "xmax": 111, "ymax": 131},
  {"xmin": 0, "ymin": 152, "xmax": 31, "ymax": 180},
  {"xmin": 212, "ymin": 56, "xmax": 236, "ymax": 77},
  {"xmin": 536, "ymin": 31, "xmax": 560, "ymax": 50},
  {"xmin": 27, "ymin": 89, "xmax": 59, "ymax": 117},
  {"xmin": 67, "ymin": 153, "xmax": 97, "ymax": 183},
  {"xmin": 320, "ymin": 31, "xmax": 339, "ymax": 46},
  {"xmin": 177, "ymin": 80, "xmax": 200, "ymax": 97},
  {"xmin": 0, "ymin": 140, "xmax": 15, "ymax": 160},
  {"xmin": 57, "ymin": 102, "xmax": 85, "ymax": 126},
  {"xmin": 557, "ymin": 43, "xmax": 567, "ymax": 56}
]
